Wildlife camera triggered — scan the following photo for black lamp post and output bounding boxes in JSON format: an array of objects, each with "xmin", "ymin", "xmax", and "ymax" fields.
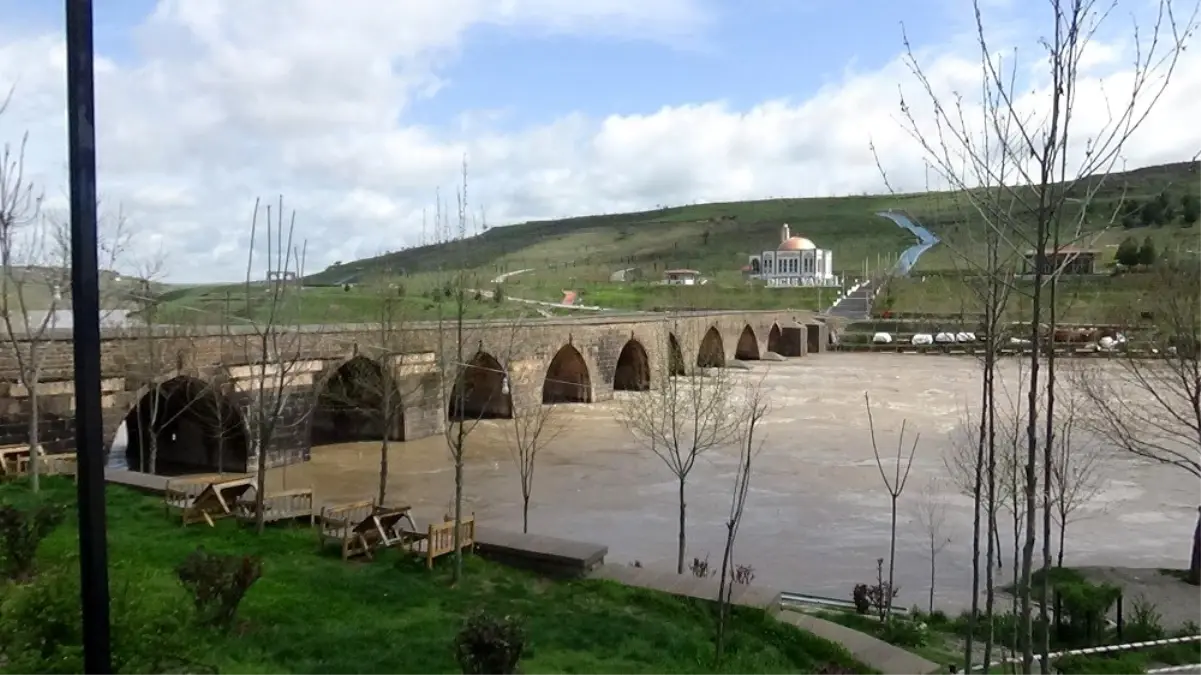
[{"xmin": 65, "ymin": 0, "xmax": 113, "ymax": 671}]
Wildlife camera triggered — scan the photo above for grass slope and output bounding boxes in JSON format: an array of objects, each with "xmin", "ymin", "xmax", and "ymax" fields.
[
  {"xmin": 0, "ymin": 478, "xmax": 870, "ymax": 674},
  {"xmin": 309, "ymin": 161, "xmax": 1200, "ymax": 286}
]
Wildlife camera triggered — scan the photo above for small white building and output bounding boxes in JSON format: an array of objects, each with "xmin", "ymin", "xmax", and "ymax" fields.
[
  {"xmin": 664, "ymin": 269, "xmax": 701, "ymax": 285},
  {"xmin": 746, "ymin": 224, "xmax": 838, "ymax": 288}
]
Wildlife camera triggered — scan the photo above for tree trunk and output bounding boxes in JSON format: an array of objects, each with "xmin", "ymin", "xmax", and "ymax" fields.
[
  {"xmin": 255, "ymin": 431, "xmax": 268, "ymax": 535},
  {"xmin": 929, "ymin": 539, "xmax": 936, "ymax": 614},
  {"xmin": 522, "ymin": 494, "xmax": 530, "ymax": 534},
  {"xmin": 676, "ymin": 477, "xmax": 687, "ymax": 575},
  {"xmin": 887, "ymin": 496, "xmax": 898, "ymax": 621},
  {"xmin": 377, "ymin": 435, "xmax": 389, "ymax": 506},
  {"xmin": 716, "ymin": 523, "xmax": 734, "ymax": 666},
  {"xmin": 452, "ymin": 422, "xmax": 465, "ymax": 584},
  {"xmin": 28, "ymin": 389, "xmax": 40, "ymax": 492},
  {"xmin": 1190, "ymin": 506, "xmax": 1201, "ymax": 586},
  {"xmin": 1057, "ymin": 520, "xmax": 1066, "ymax": 568}
]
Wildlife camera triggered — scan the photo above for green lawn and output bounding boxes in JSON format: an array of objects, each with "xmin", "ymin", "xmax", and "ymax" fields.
[
  {"xmin": 877, "ymin": 272, "xmax": 1169, "ymax": 323},
  {"xmin": 0, "ymin": 478, "xmax": 870, "ymax": 674},
  {"xmin": 148, "ymin": 281, "xmax": 549, "ymax": 325},
  {"xmin": 499, "ymin": 273, "xmax": 832, "ymax": 312}
]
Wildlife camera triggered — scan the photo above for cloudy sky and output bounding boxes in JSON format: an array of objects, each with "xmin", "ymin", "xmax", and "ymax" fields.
[{"xmin": 0, "ymin": 0, "xmax": 1198, "ymax": 283}]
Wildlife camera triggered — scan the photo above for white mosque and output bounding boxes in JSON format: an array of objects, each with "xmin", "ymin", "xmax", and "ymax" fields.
[{"xmin": 746, "ymin": 224, "xmax": 839, "ymax": 288}]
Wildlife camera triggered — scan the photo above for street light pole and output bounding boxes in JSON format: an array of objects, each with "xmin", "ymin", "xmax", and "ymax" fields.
[{"xmin": 65, "ymin": 0, "xmax": 113, "ymax": 671}]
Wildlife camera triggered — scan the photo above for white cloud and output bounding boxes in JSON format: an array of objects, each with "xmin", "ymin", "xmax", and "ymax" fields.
[{"xmin": 0, "ymin": 0, "xmax": 1198, "ymax": 282}]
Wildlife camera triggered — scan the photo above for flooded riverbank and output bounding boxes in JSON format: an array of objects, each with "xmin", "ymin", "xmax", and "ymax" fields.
[{"xmin": 141, "ymin": 353, "xmax": 1199, "ymax": 611}]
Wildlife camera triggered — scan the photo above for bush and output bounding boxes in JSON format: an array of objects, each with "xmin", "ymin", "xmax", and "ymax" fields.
[
  {"xmin": 1053, "ymin": 652, "xmax": 1147, "ymax": 674},
  {"xmin": 1054, "ymin": 579, "xmax": 1121, "ymax": 646},
  {"xmin": 879, "ymin": 618, "xmax": 928, "ymax": 648},
  {"xmin": 0, "ymin": 503, "xmax": 64, "ymax": 581},
  {"xmin": 454, "ymin": 611, "xmax": 525, "ymax": 675},
  {"xmin": 851, "ymin": 584, "xmax": 871, "ymax": 615},
  {"xmin": 0, "ymin": 567, "xmax": 201, "ymax": 673},
  {"xmin": 175, "ymin": 547, "xmax": 263, "ymax": 630},
  {"xmin": 1124, "ymin": 596, "xmax": 1165, "ymax": 642}
]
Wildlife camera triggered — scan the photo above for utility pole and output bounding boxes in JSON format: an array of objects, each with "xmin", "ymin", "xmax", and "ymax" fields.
[{"xmin": 65, "ymin": 0, "xmax": 112, "ymax": 671}]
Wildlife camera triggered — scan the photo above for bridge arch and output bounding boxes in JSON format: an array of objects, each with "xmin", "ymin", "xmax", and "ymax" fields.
[
  {"xmin": 696, "ymin": 326, "xmax": 725, "ymax": 368},
  {"xmin": 735, "ymin": 325, "xmax": 760, "ymax": 360},
  {"xmin": 449, "ymin": 351, "xmax": 513, "ymax": 421},
  {"xmin": 543, "ymin": 344, "xmax": 593, "ymax": 404},
  {"xmin": 668, "ymin": 333, "xmax": 685, "ymax": 376},
  {"xmin": 311, "ymin": 356, "xmax": 404, "ymax": 445},
  {"xmin": 122, "ymin": 375, "xmax": 249, "ymax": 475},
  {"xmin": 613, "ymin": 338, "xmax": 650, "ymax": 391},
  {"xmin": 767, "ymin": 323, "xmax": 782, "ymax": 354}
]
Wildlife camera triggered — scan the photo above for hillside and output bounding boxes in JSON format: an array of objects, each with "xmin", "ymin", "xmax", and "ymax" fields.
[
  {"xmin": 0, "ymin": 267, "xmax": 168, "ymax": 312},
  {"xmin": 309, "ymin": 160, "xmax": 1200, "ymax": 285}
]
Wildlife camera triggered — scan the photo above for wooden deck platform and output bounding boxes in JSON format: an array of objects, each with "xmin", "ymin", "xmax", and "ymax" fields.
[
  {"xmin": 474, "ymin": 528, "xmax": 608, "ymax": 578},
  {"xmin": 105, "ymin": 469, "xmax": 172, "ymax": 494},
  {"xmin": 590, "ymin": 563, "xmax": 781, "ymax": 609}
]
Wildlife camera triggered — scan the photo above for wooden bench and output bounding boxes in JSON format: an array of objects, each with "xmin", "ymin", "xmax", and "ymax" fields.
[
  {"xmin": 235, "ymin": 488, "xmax": 316, "ymax": 526},
  {"xmin": 0, "ymin": 445, "xmax": 76, "ymax": 479},
  {"xmin": 405, "ymin": 514, "xmax": 476, "ymax": 569},
  {"xmin": 317, "ymin": 500, "xmax": 378, "ymax": 560}
]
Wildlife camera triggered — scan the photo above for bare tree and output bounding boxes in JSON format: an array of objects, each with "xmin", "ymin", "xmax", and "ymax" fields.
[
  {"xmin": 0, "ymin": 118, "xmax": 51, "ymax": 492},
  {"xmin": 504, "ymin": 380, "xmax": 562, "ymax": 534},
  {"xmin": 715, "ymin": 371, "xmax": 770, "ymax": 667},
  {"xmin": 1046, "ymin": 379, "xmax": 1104, "ymax": 568},
  {"xmin": 315, "ymin": 280, "xmax": 418, "ymax": 506},
  {"xmin": 913, "ymin": 477, "xmax": 951, "ymax": 614},
  {"xmin": 617, "ymin": 321, "xmax": 743, "ymax": 574},
  {"xmin": 1, "ymin": 107, "xmax": 130, "ymax": 489},
  {"xmin": 864, "ymin": 392, "xmax": 920, "ymax": 621},
  {"xmin": 242, "ymin": 196, "xmax": 312, "ymax": 535},
  {"xmin": 885, "ymin": 1, "xmax": 1196, "ymax": 668},
  {"xmin": 1075, "ymin": 258, "xmax": 1201, "ymax": 583},
  {"xmin": 436, "ymin": 159, "xmax": 520, "ymax": 584}
]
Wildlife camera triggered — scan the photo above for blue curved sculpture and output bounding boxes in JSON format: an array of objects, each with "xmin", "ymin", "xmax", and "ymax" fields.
[{"xmin": 875, "ymin": 210, "xmax": 940, "ymax": 276}]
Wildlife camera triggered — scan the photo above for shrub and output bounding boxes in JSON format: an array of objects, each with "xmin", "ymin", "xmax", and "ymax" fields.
[
  {"xmin": 0, "ymin": 503, "xmax": 64, "ymax": 582},
  {"xmin": 1124, "ymin": 595, "xmax": 1165, "ymax": 642},
  {"xmin": 454, "ymin": 611, "xmax": 525, "ymax": 675},
  {"xmin": 879, "ymin": 617, "xmax": 928, "ymax": 648},
  {"xmin": 815, "ymin": 663, "xmax": 859, "ymax": 674},
  {"xmin": 689, "ymin": 555, "xmax": 713, "ymax": 578},
  {"xmin": 734, "ymin": 563, "xmax": 756, "ymax": 585},
  {"xmin": 0, "ymin": 567, "xmax": 201, "ymax": 673},
  {"xmin": 175, "ymin": 547, "xmax": 263, "ymax": 630},
  {"xmin": 492, "ymin": 283, "xmax": 505, "ymax": 305},
  {"xmin": 851, "ymin": 584, "xmax": 871, "ymax": 615},
  {"xmin": 1054, "ymin": 652, "xmax": 1147, "ymax": 674},
  {"xmin": 1054, "ymin": 579, "xmax": 1121, "ymax": 646}
]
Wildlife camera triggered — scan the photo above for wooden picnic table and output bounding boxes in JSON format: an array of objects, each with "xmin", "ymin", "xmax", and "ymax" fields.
[
  {"xmin": 353, "ymin": 505, "xmax": 417, "ymax": 550},
  {"xmin": 183, "ymin": 476, "xmax": 256, "ymax": 526}
]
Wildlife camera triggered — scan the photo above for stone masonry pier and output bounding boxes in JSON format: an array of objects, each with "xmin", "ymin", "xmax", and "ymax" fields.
[{"xmin": 0, "ymin": 310, "xmax": 828, "ymax": 477}]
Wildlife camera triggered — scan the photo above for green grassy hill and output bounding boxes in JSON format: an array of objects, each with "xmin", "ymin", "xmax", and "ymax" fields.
[
  {"xmin": 146, "ymin": 160, "xmax": 1198, "ymax": 322},
  {"xmin": 309, "ymin": 160, "xmax": 1200, "ymax": 286}
]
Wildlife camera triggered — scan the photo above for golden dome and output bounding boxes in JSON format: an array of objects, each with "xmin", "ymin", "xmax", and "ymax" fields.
[{"xmin": 778, "ymin": 236, "xmax": 817, "ymax": 251}]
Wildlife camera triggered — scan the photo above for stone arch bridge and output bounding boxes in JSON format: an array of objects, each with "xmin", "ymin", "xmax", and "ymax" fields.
[{"xmin": 0, "ymin": 310, "xmax": 828, "ymax": 476}]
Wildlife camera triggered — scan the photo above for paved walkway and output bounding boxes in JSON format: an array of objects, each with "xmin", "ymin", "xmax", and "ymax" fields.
[{"xmin": 589, "ymin": 563, "xmax": 938, "ymax": 674}]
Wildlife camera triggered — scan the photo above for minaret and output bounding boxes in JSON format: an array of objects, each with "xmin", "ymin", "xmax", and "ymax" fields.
[{"xmin": 781, "ymin": 223, "xmax": 790, "ymax": 244}]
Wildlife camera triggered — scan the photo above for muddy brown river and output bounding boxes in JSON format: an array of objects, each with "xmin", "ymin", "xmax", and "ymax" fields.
[{"xmin": 142, "ymin": 353, "xmax": 1201, "ymax": 611}]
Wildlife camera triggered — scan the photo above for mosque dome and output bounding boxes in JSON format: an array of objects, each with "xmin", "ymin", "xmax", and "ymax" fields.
[{"xmin": 778, "ymin": 236, "xmax": 817, "ymax": 251}]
